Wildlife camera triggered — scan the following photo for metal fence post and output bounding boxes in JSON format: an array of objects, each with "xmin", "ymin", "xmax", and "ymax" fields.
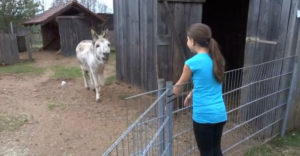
[
  {"xmin": 281, "ymin": 57, "xmax": 299, "ymax": 137},
  {"xmin": 166, "ymin": 81, "xmax": 174, "ymax": 156},
  {"xmin": 157, "ymin": 79, "xmax": 166, "ymax": 155}
]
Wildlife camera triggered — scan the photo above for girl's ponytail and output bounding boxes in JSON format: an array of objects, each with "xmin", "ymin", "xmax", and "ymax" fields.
[{"xmin": 208, "ymin": 38, "xmax": 225, "ymax": 83}]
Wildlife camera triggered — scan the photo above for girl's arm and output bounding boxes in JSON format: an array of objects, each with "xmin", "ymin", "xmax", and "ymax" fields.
[{"xmin": 173, "ymin": 65, "xmax": 192, "ymax": 95}]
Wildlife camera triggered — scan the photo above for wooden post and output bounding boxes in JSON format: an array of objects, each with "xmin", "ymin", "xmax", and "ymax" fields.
[
  {"xmin": 25, "ymin": 29, "xmax": 33, "ymax": 61},
  {"xmin": 9, "ymin": 22, "xmax": 14, "ymax": 34}
]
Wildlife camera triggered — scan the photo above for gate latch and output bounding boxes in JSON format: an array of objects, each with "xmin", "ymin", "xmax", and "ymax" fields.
[{"xmin": 246, "ymin": 37, "xmax": 278, "ymax": 45}]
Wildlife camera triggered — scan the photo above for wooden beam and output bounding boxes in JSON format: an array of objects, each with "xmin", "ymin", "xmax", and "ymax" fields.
[{"xmin": 159, "ymin": 0, "xmax": 205, "ymax": 3}]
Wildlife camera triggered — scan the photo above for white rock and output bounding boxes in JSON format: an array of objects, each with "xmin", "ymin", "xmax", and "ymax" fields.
[{"xmin": 61, "ymin": 81, "xmax": 67, "ymax": 87}]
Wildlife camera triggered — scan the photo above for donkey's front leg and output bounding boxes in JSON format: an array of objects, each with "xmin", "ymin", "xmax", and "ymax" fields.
[{"xmin": 90, "ymin": 68, "xmax": 101, "ymax": 102}]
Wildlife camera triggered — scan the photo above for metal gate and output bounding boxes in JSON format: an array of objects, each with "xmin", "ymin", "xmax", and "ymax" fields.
[{"xmin": 103, "ymin": 56, "xmax": 298, "ymax": 155}]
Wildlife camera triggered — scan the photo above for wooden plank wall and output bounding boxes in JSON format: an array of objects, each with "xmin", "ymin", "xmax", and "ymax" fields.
[
  {"xmin": 57, "ymin": 16, "xmax": 92, "ymax": 56},
  {"xmin": 114, "ymin": 0, "xmax": 204, "ymax": 90},
  {"xmin": 156, "ymin": 1, "xmax": 203, "ymax": 82},
  {"xmin": 242, "ymin": 0, "xmax": 293, "ymax": 138},
  {"xmin": 286, "ymin": 0, "xmax": 300, "ymax": 130},
  {"xmin": 0, "ymin": 33, "xmax": 19, "ymax": 65},
  {"xmin": 114, "ymin": 0, "xmax": 157, "ymax": 90}
]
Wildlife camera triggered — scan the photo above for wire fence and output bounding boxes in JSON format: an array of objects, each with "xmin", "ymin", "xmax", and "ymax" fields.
[{"xmin": 103, "ymin": 56, "xmax": 297, "ymax": 156}]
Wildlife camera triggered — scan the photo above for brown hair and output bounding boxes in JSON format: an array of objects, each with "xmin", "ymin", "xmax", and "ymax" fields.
[{"xmin": 187, "ymin": 23, "xmax": 225, "ymax": 83}]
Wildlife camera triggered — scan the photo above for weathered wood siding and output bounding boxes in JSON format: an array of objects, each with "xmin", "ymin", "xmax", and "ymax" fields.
[
  {"xmin": 114, "ymin": 0, "xmax": 204, "ymax": 90},
  {"xmin": 156, "ymin": 1, "xmax": 204, "ymax": 83},
  {"xmin": 57, "ymin": 16, "xmax": 92, "ymax": 56},
  {"xmin": 241, "ymin": 0, "xmax": 294, "ymax": 137},
  {"xmin": 0, "ymin": 33, "xmax": 19, "ymax": 64},
  {"xmin": 114, "ymin": 0, "xmax": 157, "ymax": 90},
  {"xmin": 286, "ymin": 0, "xmax": 300, "ymax": 130}
]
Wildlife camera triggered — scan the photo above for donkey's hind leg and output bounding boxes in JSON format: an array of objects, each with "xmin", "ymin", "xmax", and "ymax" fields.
[{"xmin": 81, "ymin": 66, "xmax": 90, "ymax": 90}]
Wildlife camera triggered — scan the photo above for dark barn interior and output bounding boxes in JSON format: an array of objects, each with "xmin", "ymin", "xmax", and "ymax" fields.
[
  {"xmin": 202, "ymin": 0, "xmax": 250, "ymax": 70},
  {"xmin": 41, "ymin": 20, "xmax": 61, "ymax": 50}
]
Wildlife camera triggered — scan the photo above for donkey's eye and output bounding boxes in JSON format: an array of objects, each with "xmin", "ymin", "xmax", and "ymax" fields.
[{"xmin": 96, "ymin": 44, "xmax": 100, "ymax": 48}]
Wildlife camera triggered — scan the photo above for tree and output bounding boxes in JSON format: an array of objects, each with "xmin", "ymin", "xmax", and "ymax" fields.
[
  {"xmin": 51, "ymin": 0, "xmax": 70, "ymax": 7},
  {"xmin": 51, "ymin": 0, "xmax": 108, "ymax": 13},
  {"xmin": 98, "ymin": 2, "xmax": 108, "ymax": 13},
  {"xmin": 0, "ymin": 0, "xmax": 41, "ymax": 32},
  {"xmin": 80, "ymin": 0, "xmax": 97, "ymax": 12}
]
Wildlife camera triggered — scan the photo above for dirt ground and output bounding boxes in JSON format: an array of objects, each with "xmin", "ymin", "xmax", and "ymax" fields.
[{"xmin": 0, "ymin": 51, "xmax": 145, "ymax": 156}]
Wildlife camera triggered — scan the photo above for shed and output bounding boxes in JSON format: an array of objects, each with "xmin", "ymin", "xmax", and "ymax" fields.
[
  {"xmin": 23, "ymin": 0, "xmax": 104, "ymax": 56},
  {"xmin": 114, "ymin": 0, "xmax": 300, "ymax": 90}
]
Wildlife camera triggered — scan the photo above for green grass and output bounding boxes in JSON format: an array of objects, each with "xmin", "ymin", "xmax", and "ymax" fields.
[
  {"xmin": 270, "ymin": 131, "xmax": 300, "ymax": 147},
  {"xmin": 109, "ymin": 50, "xmax": 116, "ymax": 61},
  {"xmin": 105, "ymin": 75, "xmax": 116, "ymax": 85},
  {"xmin": 47, "ymin": 100, "xmax": 66, "ymax": 111},
  {"xmin": 246, "ymin": 145, "xmax": 272, "ymax": 156},
  {"xmin": 0, "ymin": 114, "xmax": 28, "ymax": 133},
  {"xmin": 51, "ymin": 66, "xmax": 82, "ymax": 79},
  {"xmin": 118, "ymin": 94, "xmax": 129, "ymax": 100},
  {"xmin": 0, "ymin": 62, "xmax": 45, "ymax": 75},
  {"xmin": 111, "ymin": 46, "xmax": 116, "ymax": 53},
  {"xmin": 246, "ymin": 130, "xmax": 300, "ymax": 156}
]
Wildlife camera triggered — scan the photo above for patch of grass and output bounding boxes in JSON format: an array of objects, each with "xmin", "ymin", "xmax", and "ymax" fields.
[
  {"xmin": 111, "ymin": 46, "xmax": 116, "ymax": 52},
  {"xmin": 51, "ymin": 66, "xmax": 82, "ymax": 79},
  {"xmin": 108, "ymin": 50, "xmax": 116, "ymax": 61},
  {"xmin": 269, "ymin": 130, "xmax": 300, "ymax": 148},
  {"xmin": 269, "ymin": 137, "xmax": 286, "ymax": 148},
  {"xmin": 47, "ymin": 100, "xmax": 66, "ymax": 111},
  {"xmin": 118, "ymin": 94, "xmax": 129, "ymax": 100},
  {"xmin": 246, "ymin": 130, "xmax": 300, "ymax": 156},
  {"xmin": 105, "ymin": 75, "xmax": 116, "ymax": 85},
  {"xmin": 246, "ymin": 145, "xmax": 271, "ymax": 156},
  {"xmin": 0, "ymin": 62, "xmax": 45, "ymax": 75},
  {"xmin": 0, "ymin": 114, "xmax": 28, "ymax": 133}
]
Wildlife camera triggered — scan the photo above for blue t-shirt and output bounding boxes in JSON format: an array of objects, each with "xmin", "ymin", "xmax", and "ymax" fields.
[{"xmin": 185, "ymin": 53, "xmax": 227, "ymax": 124}]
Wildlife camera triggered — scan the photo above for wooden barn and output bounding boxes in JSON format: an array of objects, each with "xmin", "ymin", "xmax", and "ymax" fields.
[
  {"xmin": 114, "ymin": 0, "xmax": 300, "ymax": 91},
  {"xmin": 23, "ymin": 0, "xmax": 104, "ymax": 56}
]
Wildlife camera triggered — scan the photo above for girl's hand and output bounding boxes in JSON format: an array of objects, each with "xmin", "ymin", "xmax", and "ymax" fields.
[
  {"xmin": 173, "ymin": 86, "xmax": 181, "ymax": 96},
  {"xmin": 184, "ymin": 92, "xmax": 192, "ymax": 107}
]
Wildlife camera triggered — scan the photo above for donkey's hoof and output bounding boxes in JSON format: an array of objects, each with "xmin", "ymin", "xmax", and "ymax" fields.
[{"xmin": 96, "ymin": 98, "xmax": 102, "ymax": 102}]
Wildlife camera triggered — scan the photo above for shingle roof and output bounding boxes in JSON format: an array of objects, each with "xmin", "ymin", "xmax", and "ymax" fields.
[{"xmin": 23, "ymin": 0, "xmax": 104, "ymax": 26}]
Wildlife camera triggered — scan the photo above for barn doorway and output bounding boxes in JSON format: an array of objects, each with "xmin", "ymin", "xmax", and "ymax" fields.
[{"xmin": 202, "ymin": 0, "xmax": 250, "ymax": 70}]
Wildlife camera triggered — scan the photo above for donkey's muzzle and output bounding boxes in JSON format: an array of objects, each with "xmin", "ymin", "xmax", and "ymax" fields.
[{"xmin": 104, "ymin": 53, "xmax": 110, "ymax": 61}]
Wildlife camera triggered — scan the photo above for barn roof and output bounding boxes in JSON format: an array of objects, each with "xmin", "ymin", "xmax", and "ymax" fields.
[{"xmin": 23, "ymin": 0, "xmax": 104, "ymax": 26}]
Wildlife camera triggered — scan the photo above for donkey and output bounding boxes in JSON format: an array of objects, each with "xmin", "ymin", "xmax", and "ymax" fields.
[{"xmin": 76, "ymin": 29, "xmax": 111, "ymax": 102}]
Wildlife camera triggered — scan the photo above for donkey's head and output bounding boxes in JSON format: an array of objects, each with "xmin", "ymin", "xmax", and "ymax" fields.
[{"xmin": 91, "ymin": 29, "xmax": 111, "ymax": 61}]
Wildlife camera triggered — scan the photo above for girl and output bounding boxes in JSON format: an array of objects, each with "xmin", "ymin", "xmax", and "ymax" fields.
[{"xmin": 173, "ymin": 23, "xmax": 227, "ymax": 156}]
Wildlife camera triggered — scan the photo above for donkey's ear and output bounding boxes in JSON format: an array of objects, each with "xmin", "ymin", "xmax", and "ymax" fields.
[
  {"xmin": 91, "ymin": 29, "xmax": 99, "ymax": 41},
  {"xmin": 101, "ymin": 29, "xmax": 109, "ymax": 38}
]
